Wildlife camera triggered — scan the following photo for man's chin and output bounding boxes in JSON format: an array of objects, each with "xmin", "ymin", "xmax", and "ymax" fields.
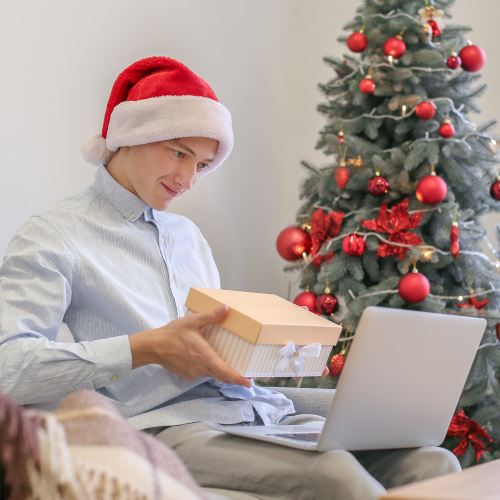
[{"xmin": 151, "ymin": 200, "xmax": 173, "ymax": 211}]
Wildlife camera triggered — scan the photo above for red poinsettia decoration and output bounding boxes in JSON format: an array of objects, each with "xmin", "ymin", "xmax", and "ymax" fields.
[
  {"xmin": 457, "ymin": 295, "xmax": 491, "ymax": 311},
  {"xmin": 311, "ymin": 251, "xmax": 335, "ymax": 270},
  {"xmin": 360, "ymin": 199, "xmax": 423, "ymax": 260},
  {"xmin": 447, "ymin": 410, "xmax": 496, "ymax": 463},
  {"xmin": 310, "ymin": 209, "xmax": 344, "ymax": 256}
]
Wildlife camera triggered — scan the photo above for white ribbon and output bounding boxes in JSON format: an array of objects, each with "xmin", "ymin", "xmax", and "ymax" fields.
[{"xmin": 273, "ymin": 341, "xmax": 322, "ymax": 376}]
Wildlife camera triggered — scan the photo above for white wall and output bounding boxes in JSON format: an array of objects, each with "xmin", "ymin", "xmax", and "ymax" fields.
[{"xmin": 1, "ymin": 0, "xmax": 499, "ymax": 301}]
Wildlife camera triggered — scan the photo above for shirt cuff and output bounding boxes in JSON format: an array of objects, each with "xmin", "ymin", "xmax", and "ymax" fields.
[{"xmin": 91, "ymin": 335, "xmax": 132, "ymax": 389}]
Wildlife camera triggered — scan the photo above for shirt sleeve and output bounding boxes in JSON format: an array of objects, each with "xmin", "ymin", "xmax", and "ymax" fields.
[{"xmin": 0, "ymin": 216, "xmax": 132, "ymax": 404}]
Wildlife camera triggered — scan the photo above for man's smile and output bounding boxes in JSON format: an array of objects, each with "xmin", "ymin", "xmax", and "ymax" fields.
[{"xmin": 161, "ymin": 182, "xmax": 181, "ymax": 197}]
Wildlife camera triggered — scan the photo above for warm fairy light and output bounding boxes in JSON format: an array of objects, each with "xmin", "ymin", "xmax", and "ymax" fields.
[
  {"xmin": 388, "ymin": 55, "xmax": 394, "ymax": 65},
  {"xmin": 422, "ymin": 250, "xmax": 433, "ymax": 260},
  {"xmin": 402, "ymin": 105, "xmax": 407, "ymax": 116},
  {"xmin": 347, "ymin": 156, "xmax": 363, "ymax": 168},
  {"xmin": 496, "ymin": 261, "xmax": 500, "ymax": 268},
  {"xmin": 458, "ymin": 295, "xmax": 464, "ymax": 301},
  {"xmin": 492, "ymin": 139, "xmax": 497, "ymax": 146}
]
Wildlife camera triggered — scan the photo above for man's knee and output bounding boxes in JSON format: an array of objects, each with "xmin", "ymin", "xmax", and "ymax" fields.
[
  {"xmin": 414, "ymin": 446, "xmax": 461, "ymax": 476},
  {"xmin": 394, "ymin": 446, "xmax": 461, "ymax": 487},
  {"xmin": 312, "ymin": 449, "xmax": 386, "ymax": 500}
]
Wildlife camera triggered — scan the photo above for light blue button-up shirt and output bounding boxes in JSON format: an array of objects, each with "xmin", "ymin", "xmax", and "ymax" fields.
[{"xmin": 0, "ymin": 165, "xmax": 294, "ymax": 429}]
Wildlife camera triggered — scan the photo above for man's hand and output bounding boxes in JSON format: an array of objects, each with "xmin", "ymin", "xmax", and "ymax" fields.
[{"xmin": 128, "ymin": 305, "xmax": 252, "ymax": 388}]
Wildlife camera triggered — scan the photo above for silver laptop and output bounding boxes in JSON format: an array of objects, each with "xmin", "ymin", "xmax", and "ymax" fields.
[{"xmin": 212, "ymin": 306, "xmax": 485, "ymax": 452}]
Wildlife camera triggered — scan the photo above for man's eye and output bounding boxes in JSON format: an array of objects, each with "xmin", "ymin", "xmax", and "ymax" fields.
[
  {"xmin": 174, "ymin": 150, "xmax": 185, "ymax": 158},
  {"xmin": 198, "ymin": 163, "xmax": 209, "ymax": 170}
]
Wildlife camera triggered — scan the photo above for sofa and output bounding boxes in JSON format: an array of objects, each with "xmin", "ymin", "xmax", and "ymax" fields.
[{"xmin": 0, "ymin": 386, "xmax": 336, "ymax": 500}]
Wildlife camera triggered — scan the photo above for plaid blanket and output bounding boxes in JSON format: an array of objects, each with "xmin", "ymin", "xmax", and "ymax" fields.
[{"xmin": 0, "ymin": 390, "xmax": 207, "ymax": 500}]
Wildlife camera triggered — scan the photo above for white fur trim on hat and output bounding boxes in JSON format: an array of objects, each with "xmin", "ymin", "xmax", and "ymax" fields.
[
  {"xmin": 105, "ymin": 95, "xmax": 233, "ymax": 173},
  {"xmin": 81, "ymin": 134, "xmax": 116, "ymax": 166}
]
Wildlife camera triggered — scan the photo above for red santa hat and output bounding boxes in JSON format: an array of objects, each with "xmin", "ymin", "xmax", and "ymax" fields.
[{"xmin": 81, "ymin": 56, "xmax": 233, "ymax": 173}]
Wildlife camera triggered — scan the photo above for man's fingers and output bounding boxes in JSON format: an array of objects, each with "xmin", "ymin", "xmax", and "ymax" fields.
[
  {"xmin": 180, "ymin": 304, "xmax": 251, "ymax": 387},
  {"xmin": 192, "ymin": 304, "xmax": 228, "ymax": 329},
  {"xmin": 206, "ymin": 351, "xmax": 252, "ymax": 388}
]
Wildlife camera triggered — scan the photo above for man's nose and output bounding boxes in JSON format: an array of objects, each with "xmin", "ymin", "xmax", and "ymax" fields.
[{"xmin": 175, "ymin": 165, "xmax": 197, "ymax": 190}]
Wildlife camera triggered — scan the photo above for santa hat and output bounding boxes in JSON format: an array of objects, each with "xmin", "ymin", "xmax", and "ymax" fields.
[{"xmin": 81, "ymin": 56, "xmax": 233, "ymax": 173}]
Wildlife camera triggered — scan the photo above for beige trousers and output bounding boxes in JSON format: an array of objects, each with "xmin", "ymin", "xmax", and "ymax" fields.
[{"xmin": 151, "ymin": 414, "xmax": 461, "ymax": 500}]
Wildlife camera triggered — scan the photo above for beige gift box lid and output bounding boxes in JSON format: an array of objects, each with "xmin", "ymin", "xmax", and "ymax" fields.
[{"xmin": 185, "ymin": 287, "xmax": 342, "ymax": 346}]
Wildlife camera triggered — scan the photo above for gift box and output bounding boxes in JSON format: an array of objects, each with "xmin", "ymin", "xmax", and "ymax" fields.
[{"xmin": 184, "ymin": 287, "xmax": 342, "ymax": 377}]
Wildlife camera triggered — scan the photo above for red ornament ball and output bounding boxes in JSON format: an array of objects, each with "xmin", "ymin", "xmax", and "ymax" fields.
[
  {"xmin": 383, "ymin": 37, "xmax": 406, "ymax": 59},
  {"xmin": 367, "ymin": 175, "xmax": 390, "ymax": 196},
  {"xmin": 329, "ymin": 354, "xmax": 346, "ymax": 377},
  {"xmin": 347, "ymin": 31, "xmax": 368, "ymax": 53},
  {"xmin": 398, "ymin": 271, "xmax": 430, "ymax": 303},
  {"xmin": 447, "ymin": 54, "xmax": 462, "ymax": 69},
  {"xmin": 459, "ymin": 44, "xmax": 486, "ymax": 72},
  {"xmin": 439, "ymin": 120, "xmax": 455, "ymax": 138},
  {"xmin": 416, "ymin": 174, "xmax": 447, "ymax": 205},
  {"xmin": 490, "ymin": 180, "xmax": 500, "ymax": 201},
  {"xmin": 293, "ymin": 291, "xmax": 318, "ymax": 314},
  {"xmin": 496, "ymin": 323, "xmax": 500, "ymax": 342},
  {"xmin": 342, "ymin": 234, "xmax": 366, "ymax": 257},
  {"xmin": 276, "ymin": 226, "xmax": 312, "ymax": 261},
  {"xmin": 415, "ymin": 101, "xmax": 436, "ymax": 120},
  {"xmin": 359, "ymin": 77, "xmax": 376, "ymax": 94},
  {"xmin": 316, "ymin": 293, "xmax": 338, "ymax": 315}
]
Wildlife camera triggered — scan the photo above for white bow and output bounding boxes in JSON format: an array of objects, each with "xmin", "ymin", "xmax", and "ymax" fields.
[{"xmin": 274, "ymin": 341, "xmax": 322, "ymax": 376}]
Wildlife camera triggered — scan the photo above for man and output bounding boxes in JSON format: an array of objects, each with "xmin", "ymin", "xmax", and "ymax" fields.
[{"xmin": 0, "ymin": 56, "xmax": 460, "ymax": 499}]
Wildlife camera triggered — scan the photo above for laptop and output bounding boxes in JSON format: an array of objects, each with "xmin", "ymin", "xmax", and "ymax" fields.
[{"xmin": 211, "ymin": 306, "xmax": 486, "ymax": 452}]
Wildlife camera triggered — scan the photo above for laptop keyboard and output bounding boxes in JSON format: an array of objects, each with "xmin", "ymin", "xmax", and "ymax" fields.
[{"xmin": 267, "ymin": 432, "xmax": 320, "ymax": 443}]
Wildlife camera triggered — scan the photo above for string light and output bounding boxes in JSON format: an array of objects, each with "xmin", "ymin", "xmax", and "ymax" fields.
[
  {"xmin": 340, "ymin": 97, "xmax": 476, "ymax": 130},
  {"xmin": 388, "ymin": 55, "xmax": 394, "ymax": 65},
  {"xmin": 422, "ymin": 249, "xmax": 433, "ymax": 260},
  {"xmin": 354, "ymin": 288, "xmax": 498, "ymax": 302},
  {"xmin": 402, "ymin": 105, "xmax": 407, "ymax": 116}
]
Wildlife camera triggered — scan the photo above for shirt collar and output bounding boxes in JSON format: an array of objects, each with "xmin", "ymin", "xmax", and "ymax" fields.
[{"xmin": 93, "ymin": 165, "xmax": 149, "ymax": 222}]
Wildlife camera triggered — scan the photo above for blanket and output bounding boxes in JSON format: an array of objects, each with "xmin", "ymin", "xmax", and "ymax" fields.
[{"xmin": 0, "ymin": 390, "xmax": 208, "ymax": 500}]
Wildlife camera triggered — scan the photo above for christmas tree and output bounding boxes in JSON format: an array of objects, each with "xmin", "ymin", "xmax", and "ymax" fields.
[{"xmin": 266, "ymin": 0, "xmax": 500, "ymax": 467}]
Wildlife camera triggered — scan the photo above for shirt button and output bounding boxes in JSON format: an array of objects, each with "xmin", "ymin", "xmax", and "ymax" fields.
[
  {"xmin": 110, "ymin": 375, "xmax": 118, "ymax": 382},
  {"xmin": 217, "ymin": 380, "xmax": 224, "ymax": 385},
  {"xmin": 160, "ymin": 237, "xmax": 165, "ymax": 244},
  {"xmin": 129, "ymin": 213, "xmax": 136, "ymax": 219}
]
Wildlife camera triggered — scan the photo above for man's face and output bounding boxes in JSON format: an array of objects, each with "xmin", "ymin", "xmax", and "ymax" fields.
[{"xmin": 109, "ymin": 137, "xmax": 219, "ymax": 210}]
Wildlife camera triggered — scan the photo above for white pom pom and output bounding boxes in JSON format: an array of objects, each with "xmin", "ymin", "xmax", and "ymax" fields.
[{"xmin": 81, "ymin": 134, "xmax": 115, "ymax": 166}]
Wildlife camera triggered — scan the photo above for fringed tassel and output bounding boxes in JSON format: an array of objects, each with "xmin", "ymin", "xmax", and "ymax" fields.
[
  {"xmin": 26, "ymin": 413, "xmax": 83, "ymax": 500},
  {"xmin": 75, "ymin": 465, "xmax": 150, "ymax": 500}
]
